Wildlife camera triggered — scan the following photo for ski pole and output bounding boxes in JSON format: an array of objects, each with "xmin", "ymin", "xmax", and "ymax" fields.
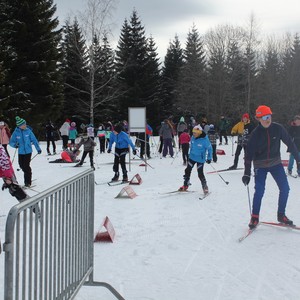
[
  {"xmin": 11, "ymin": 147, "xmax": 18, "ymax": 164},
  {"xmin": 209, "ymin": 163, "xmax": 229, "ymax": 185},
  {"xmin": 246, "ymin": 185, "xmax": 252, "ymax": 216}
]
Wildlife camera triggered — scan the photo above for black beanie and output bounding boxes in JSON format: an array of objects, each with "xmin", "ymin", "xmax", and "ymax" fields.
[{"xmin": 114, "ymin": 124, "xmax": 123, "ymax": 133}]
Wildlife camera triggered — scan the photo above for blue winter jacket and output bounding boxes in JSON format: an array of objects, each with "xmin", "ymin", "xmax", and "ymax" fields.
[
  {"xmin": 9, "ymin": 127, "xmax": 41, "ymax": 155},
  {"xmin": 189, "ymin": 134, "xmax": 212, "ymax": 163},
  {"xmin": 108, "ymin": 131, "xmax": 136, "ymax": 150}
]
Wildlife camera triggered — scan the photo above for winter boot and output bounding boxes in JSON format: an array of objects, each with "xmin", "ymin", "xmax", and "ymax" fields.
[
  {"xmin": 248, "ymin": 214, "xmax": 259, "ymax": 229},
  {"xmin": 122, "ymin": 173, "xmax": 128, "ymax": 183},
  {"xmin": 277, "ymin": 213, "xmax": 293, "ymax": 226},
  {"xmin": 111, "ymin": 172, "xmax": 119, "ymax": 182},
  {"xmin": 228, "ymin": 164, "xmax": 237, "ymax": 170}
]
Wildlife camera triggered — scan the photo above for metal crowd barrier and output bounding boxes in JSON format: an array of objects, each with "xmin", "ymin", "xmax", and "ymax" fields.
[{"xmin": 3, "ymin": 169, "xmax": 125, "ymax": 300}]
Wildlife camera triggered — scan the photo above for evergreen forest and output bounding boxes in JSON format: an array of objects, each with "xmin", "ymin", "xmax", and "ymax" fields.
[{"xmin": 1, "ymin": 0, "xmax": 300, "ymax": 136}]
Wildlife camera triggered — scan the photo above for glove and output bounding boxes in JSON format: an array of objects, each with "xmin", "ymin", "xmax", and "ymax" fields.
[
  {"xmin": 242, "ymin": 175, "xmax": 250, "ymax": 186},
  {"xmin": 206, "ymin": 159, "xmax": 211, "ymax": 164},
  {"xmin": 15, "ymin": 144, "xmax": 18, "ymax": 148},
  {"xmin": 107, "ymin": 149, "xmax": 111, "ymax": 153},
  {"xmin": 38, "ymin": 150, "xmax": 42, "ymax": 154},
  {"xmin": 133, "ymin": 149, "xmax": 137, "ymax": 155}
]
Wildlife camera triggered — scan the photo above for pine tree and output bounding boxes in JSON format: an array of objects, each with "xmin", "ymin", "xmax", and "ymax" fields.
[
  {"xmin": 61, "ymin": 19, "xmax": 89, "ymax": 121},
  {"xmin": 93, "ymin": 34, "xmax": 117, "ymax": 122},
  {"xmin": 160, "ymin": 35, "xmax": 184, "ymax": 120},
  {"xmin": 115, "ymin": 10, "xmax": 161, "ymax": 123},
  {"xmin": 176, "ymin": 25, "xmax": 207, "ymax": 118},
  {"xmin": 0, "ymin": 0, "xmax": 63, "ymax": 128}
]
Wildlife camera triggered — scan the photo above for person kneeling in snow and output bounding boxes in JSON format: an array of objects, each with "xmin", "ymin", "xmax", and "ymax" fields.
[
  {"xmin": 179, "ymin": 125, "xmax": 212, "ymax": 194},
  {"xmin": 0, "ymin": 145, "xmax": 27, "ymax": 201}
]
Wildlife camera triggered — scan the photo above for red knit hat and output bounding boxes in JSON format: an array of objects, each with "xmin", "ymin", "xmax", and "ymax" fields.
[
  {"xmin": 255, "ymin": 105, "xmax": 272, "ymax": 118},
  {"xmin": 242, "ymin": 113, "xmax": 249, "ymax": 120}
]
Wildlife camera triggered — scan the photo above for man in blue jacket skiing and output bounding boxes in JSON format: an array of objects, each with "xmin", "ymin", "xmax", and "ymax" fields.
[
  {"xmin": 108, "ymin": 123, "xmax": 137, "ymax": 182},
  {"xmin": 242, "ymin": 105, "xmax": 300, "ymax": 229},
  {"xmin": 9, "ymin": 116, "xmax": 41, "ymax": 187}
]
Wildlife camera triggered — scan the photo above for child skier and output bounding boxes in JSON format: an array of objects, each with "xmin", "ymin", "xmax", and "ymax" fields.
[
  {"xmin": 9, "ymin": 116, "xmax": 42, "ymax": 187},
  {"xmin": 1, "ymin": 144, "xmax": 27, "ymax": 201},
  {"xmin": 179, "ymin": 125, "xmax": 212, "ymax": 194},
  {"xmin": 107, "ymin": 123, "xmax": 137, "ymax": 182},
  {"xmin": 75, "ymin": 135, "xmax": 97, "ymax": 170}
]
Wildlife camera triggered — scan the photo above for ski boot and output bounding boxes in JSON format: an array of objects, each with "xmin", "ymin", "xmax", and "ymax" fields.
[
  {"xmin": 248, "ymin": 214, "xmax": 259, "ymax": 229},
  {"xmin": 202, "ymin": 185, "xmax": 209, "ymax": 195},
  {"xmin": 74, "ymin": 163, "xmax": 82, "ymax": 167},
  {"xmin": 111, "ymin": 172, "xmax": 119, "ymax": 182},
  {"xmin": 178, "ymin": 185, "xmax": 189, "ymax": 191},
  {"xmin": 277, "ymin": 213, "xmax": 293, "ymax": 226},
  {"xmin": 122, "ymin": 174, "xmax": 128, "ymax": 183},
  {"xmin": 228, "ymin": 164, "xmax": 237, "ymax": 170}
]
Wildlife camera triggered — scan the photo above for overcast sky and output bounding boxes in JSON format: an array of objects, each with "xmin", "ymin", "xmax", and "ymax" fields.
[{"xmin": 55, "ymin": 0, "xmax": 300, "ymax": 59}]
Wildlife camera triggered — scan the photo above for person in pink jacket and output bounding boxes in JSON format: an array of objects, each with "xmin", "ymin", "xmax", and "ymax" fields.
[
  {"xmin": 0, "ymin": 144, "xmax": 27, "ymax": 201},
  {"xmin": 179, "ymin": 129, "xmax": 191, "ymax": 165},
  {"xmin": 0, "ymin": 121, "xmax": 11, "ymax": 157}
]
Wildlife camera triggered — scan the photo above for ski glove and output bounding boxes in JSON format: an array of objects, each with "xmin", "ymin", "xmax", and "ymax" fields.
[
  {"xmin": 38, "ymin": 150, "xmax": 42, "ymax": 154},
  {"xmin": 107, "ymin": 149, "xmax": 111, "ymax": 153},
  {"xmin": 242, "ymin": 175, "xmax": 250, "ymax": 186},
  {"xmin": 133, "ymin": 149, "xmax": 137, "ymax": 155},
  {"xmin": 206, "ymin": 159, "xmax": 211, "ymax": 164}
]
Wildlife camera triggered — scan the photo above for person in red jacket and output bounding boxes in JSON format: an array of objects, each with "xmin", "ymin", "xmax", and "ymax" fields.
[{"xmin": 179, "ymin": 129, "xmax": 191, "ymax": 165}]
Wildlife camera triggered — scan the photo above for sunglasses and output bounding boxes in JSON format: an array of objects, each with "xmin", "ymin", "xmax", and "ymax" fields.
[{"xmin": 261, "ymin": 114, "xmax": 271, "ymax": 121}]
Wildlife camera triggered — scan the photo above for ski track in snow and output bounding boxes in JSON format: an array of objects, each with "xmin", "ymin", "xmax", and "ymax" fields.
[{"xmin": 1, "ymin": 137, "xmax": 300, "ymax": 300}]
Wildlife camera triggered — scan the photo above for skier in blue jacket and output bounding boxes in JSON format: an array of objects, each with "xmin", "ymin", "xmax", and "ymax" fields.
[
  {"xmin": 9, "ymin": 116, "xmax": 41, "ymax": 187},
  {"xmin": 179, "ymin": 125, "xmax": 212, "ymax": 194},
  {"xmin": 108, "ymin": 123, "xmax": 136, "ymax": 182}
]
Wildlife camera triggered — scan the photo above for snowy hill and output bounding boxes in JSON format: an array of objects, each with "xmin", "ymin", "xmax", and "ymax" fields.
[{"xmin": 1, "ymin": 137, "xmax": 300, "ymax": 300}]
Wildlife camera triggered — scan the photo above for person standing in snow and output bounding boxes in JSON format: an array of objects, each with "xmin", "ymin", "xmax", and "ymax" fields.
[
  {"xmin": 97, "ymin": 123, "xmax": 106, "ymax": 153},
  {"xmin": 287, "ymin": 115, "xmax": 300, "ymax": 176},
  {"xmin": 228, "ymin": 113, "xmax": 255, "ymax": 170},
  {"xmin": 207, "ymin": 124, "xmax": 218, "ymax": 163},
  {"xmin": 45, "ymin": 120, "xmax": 57, "ymax": 155},
  {"xmin": 139, "ymin": 123, "xmax": 153, "ymax": 159},
  {"xmin": 107, "ymin": 123, "xmax": 137, "ymax": 182},
  {"xmin": 9, "ymin": 116, "xmax": 42, "ymax": 188},
  {"xmin": 177, "ymin": 117, "xmax": 187, "ymax": 141},
  {"xmin": 59, "ymin": 119, "xmax": 70, "ymax": 150},
  {"xmin": 0, "ymin": 121, "xmax": 11, "ymax": 157},
  {"xmin": 179, "ymin": 129, "xmax": 190, "ymax": 165},
  {"xmin": 86, "ymin": 124, "xmax": 95, "ymax": 140},
  {"xmin": 68, "ymin": 122, "xmax": 78, "ymax": 150},
  {"xmin": 179, "ymin": 125, "xmax": 212, "ymax": 194},
  {"xmin": 242, "ymin": 105, "xmax": 300, "ymax": 229},
  {"xmin": 218, "ymin": 116, "xmax": 229, "ymax": 145},
  {"xmin": 159, "ymin": 119, "xmax": 174, "ymax": 158}
]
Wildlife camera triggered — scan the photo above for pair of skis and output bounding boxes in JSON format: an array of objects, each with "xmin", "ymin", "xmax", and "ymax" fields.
[
  {"xmin": 160, "ymin": 189, "xmax": 211, "ymax": 200},
  {"xmin": 238, "ymin": 221, "xmax": 300, "ymax": 242}
]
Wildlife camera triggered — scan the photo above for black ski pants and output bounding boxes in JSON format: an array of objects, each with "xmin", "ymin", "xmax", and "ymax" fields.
[
  {"xmin": 18, "ymin": 153, "xmax": 32, "ymax": 186},
  {"xmin": 113, "ymin": 148, "xmax": 128, "ymax": 176}
]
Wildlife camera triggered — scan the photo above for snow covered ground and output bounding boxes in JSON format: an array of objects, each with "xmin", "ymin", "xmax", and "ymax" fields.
[{"xmin": 1, "ymin": 136, "xmax": 300, "ymax": 300}]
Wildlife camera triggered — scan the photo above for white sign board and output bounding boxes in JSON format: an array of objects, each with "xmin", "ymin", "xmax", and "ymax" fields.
[{"xmin": 128, "ymin": 107, "xmax": 146, "ymax": 133}]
